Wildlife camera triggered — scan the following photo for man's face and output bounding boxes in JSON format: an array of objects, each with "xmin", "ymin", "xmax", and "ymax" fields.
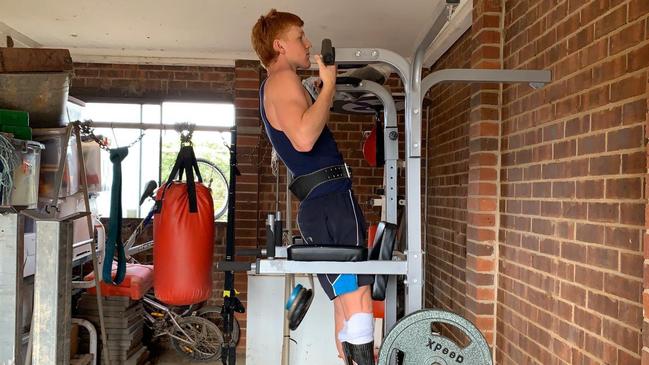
[{"xmin": 277, "ymin": 25, "xmax": 312, "ymax": 69}]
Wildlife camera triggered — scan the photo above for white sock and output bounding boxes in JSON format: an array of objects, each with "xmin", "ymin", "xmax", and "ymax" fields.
[
  {"xmin": 338, "ymin": 312, "xmax": 374, "ymax": 345},
  {"xmin": 337, "ymin": 320, "xmax": 349, "ymax": 342}
]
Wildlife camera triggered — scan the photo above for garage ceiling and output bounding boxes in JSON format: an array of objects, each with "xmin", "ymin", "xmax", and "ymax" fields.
[{"xmin": 1, "ymin": 0, "xmax": 470, "ymax": 66}]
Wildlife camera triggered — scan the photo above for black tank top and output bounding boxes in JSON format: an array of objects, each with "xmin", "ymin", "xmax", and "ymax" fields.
[{"xmin": 259, "ymin": 78, "xmax": 351, "ymax": 200}]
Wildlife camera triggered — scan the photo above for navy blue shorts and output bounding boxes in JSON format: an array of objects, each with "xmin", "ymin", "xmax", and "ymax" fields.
[{"xmin": 297, "ymin": 189, "xmax": 374, "ymax": 300}]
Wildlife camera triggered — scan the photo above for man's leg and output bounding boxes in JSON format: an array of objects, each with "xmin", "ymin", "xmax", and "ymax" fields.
[
  {"xmin": 336, "ymin": 285, "xmax": 375, "ymax": 365},
  {"xmin": 334, "ymin": 297, "xmax": 347, "ymax": 361},
  {"xmin": 337, "ymin": 284, "xmax": 373, "ymax": 316}
]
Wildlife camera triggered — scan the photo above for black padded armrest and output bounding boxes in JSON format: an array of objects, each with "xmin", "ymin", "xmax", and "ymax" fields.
[
  {"xmin": 336, "ymin": 76, "xmax": 362, "ymax": 87},
  {"xmin": 287, "ymin": 245, "xmax": 367, "ymax": 262}
]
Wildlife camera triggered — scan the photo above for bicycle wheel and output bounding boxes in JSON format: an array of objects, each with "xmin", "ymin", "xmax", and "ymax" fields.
[
  {"xmin": 196, "ymin": 158, "xmax": 229, "ymax": 220},
  {"xmin": 198, "ymin": 306, "xmax": 241, "ymax": 346},
  {"xmin": 170, "ymin": 316, "xmax": 224, "ymax": 361}
]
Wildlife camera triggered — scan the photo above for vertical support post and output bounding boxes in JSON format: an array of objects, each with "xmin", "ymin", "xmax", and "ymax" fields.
[
  {"xmin": 0, "ymin": 212, "xmax": 24, "ymax": 365},
  {"xmin": 384, "ymin": 276, "xmax": 397, "ymax": 333},
  {"xmin": 404, "ymin": 3, "xmax": 453, "ymax": 315},
  {"xmin": 32, "ymin": 218, "xmax": 74, "ymax": 365}
]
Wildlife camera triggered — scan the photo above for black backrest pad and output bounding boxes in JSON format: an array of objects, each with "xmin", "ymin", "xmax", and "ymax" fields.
[{"xmin": 372, "ymin": 222, "xmax": 398, "ymax": 301}]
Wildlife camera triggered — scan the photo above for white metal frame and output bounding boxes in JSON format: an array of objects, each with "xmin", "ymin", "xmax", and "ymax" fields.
[{"xmin": 255, "ymin": 2, "xmax": 552, "ymax": 325}]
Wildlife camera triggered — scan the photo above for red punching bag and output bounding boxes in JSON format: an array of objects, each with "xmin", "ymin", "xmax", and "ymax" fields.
[
  {"xmin": 153, "ymin": 145, "xmax": 214, "ymax": 305},
  {"xmin": 363, "ymin": 118, "xmax": 384, "ymax": 167}
]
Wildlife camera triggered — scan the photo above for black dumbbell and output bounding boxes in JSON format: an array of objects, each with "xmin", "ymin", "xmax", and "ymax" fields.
[{"xmin": 321, "ymin": 38, "xmax": 335, "ymax": 65}]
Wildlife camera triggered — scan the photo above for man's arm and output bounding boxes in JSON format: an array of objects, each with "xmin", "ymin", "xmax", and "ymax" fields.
[{"xmin": 267, "ymin": 56, "xmax": 336, "ymax": 152}]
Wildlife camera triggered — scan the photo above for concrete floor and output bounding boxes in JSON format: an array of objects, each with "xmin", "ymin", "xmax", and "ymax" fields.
[{"xmin": 149, "ymin": 342, "xmax": 246, "ymax": 365}]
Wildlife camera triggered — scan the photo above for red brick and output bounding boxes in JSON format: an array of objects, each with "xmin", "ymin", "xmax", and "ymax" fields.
[
  {"xmin": 577, "ymin": 133, "xmax": 606, "ymax": 155},
  {"xmin": 580, "ymin": 38, "xmax": 608, "ymax": 68},
  {"xmin": 620, "ymin": 203, "xmax": 644, "ymax": 225},
  {"xmin": 235, "ymin": 69, "xmax": 259, "ymax": 79},
  {"xmin": 627, "ymin": 42, "xmax": 649, "ymax": 71},
  {"xmin": 74, "ymin": 68, "xmax": 99, "ymax": 77},
  {"xmin": 610, "ymin": 74, "xmax": 647, "ymax": 102},
  {"xmin": 587, "ymin": 202, "xmax": 619, "ymax": 223},
  {"xmin": 622, "ymin": 99, "xmax": 647, "ymax": 125},
  {"xmin": 98, "ymin": 69, "xmax": 123, "ymax": 78},
  {"xmin": 576, "ymin": 180, "xmax": 604, "ymax": 199},
  {"xmin": 576, "ymin": 266, "xmax": 604, "ymax": 290},
  {"xmin": 608, "ymin": 125, "xmax": 643, "ymax": 151},
  {"xmin": 605, "ymin": 274, "xmax": 642, "ymax": 302},
  {"xmin": 553, "ymin": 140, "xmax": 577, "ymax": 159},
  {"xmin": 561, "ymin": 241, "xmax": 586, "ymax": 262},
  {"xmin": 618, "ymin": 349, "xmax": 641, "ymax": 365},
  {"xmin": 234, "ymin": 99, "xmax": 259, "ymax": 109},
  {"xmin": 620, "ymin": 252, "xmax": 643, "ymax": 278},
  {"xmin": 591, "ymin": 107, "xmax": 621, "ymax": 131},
  {"xmin": 567, "ymin": 24, "xmax": 594, "ymax": 54},
  {"xmin": 604, "ymin": 226, "xmax": 640, "ymax": 251},
  {"xmin": 622, "ymin": 152, "xmax": 645, "ymax": 173},
  {"xmin": 556, "ymin": 222, "xmax": 575, "ymax": 240},
  {"xmin": 587, "ymin": 246, "xmax": 619, "ymax": 270},
  {"xmin": 554, "ymin": 96, "xmax": 582, "ymax": 119},
  {"xmin": 146, "ymin": 70, "xmax": 172, "ymax": 79},
  {"xmin": 576, "ymin": 222, "xmax": 604, "ymax": 243},
  {"xmin": 553, "ymin": 181, "xmax": 576, "ymax": 198},
  {"xmin": 602, "ymin": 319, "xmax": 640, "ymax": 353},
  {"xmin": 594, "ymin": 5, "xmax": 627, "ymax": 38},
  {"xmin": 606, "ymin": 178, "xmax": 642, "ymax": 199},
  {"xmin": 588, "ymin": 291, "xmax": 618, "ymax": 317},
  {"xmin": 574, "ymin": 307, "xmax": 602, "ymax": 334},
  {"xmin": 610, "ymin": 21, "xmax": 645, "ymax": 55},
  {"xmin": 200, "ymin": 72, "xmax": 229, "ymax": 82},
  {"xmin": 583, "ymin": 85, "xmax": 610, "ymax": 109},
  {"xmin": 589, "ymin": 155, "xmax": 620, "ymax": 175},
  {"xmin": 629, "ymin": 0, "xmax": 649, "ymax": 21},
  {"xmin": 565, "ymin": 116, "xmax": 590, "ymax": 137},
  {"xmin": 173, "ymin": 71, "xmax": 199, "ymax": 81}
]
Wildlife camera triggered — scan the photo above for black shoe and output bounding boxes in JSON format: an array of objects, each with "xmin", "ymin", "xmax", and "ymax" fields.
[{"xmin": 342, "ymin": 341, "xmax": 375, "ymax": 365}]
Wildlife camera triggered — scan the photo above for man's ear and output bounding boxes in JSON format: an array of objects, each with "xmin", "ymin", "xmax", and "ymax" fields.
[{"xmin": 273, "ymin": 39, "xmax": 285, "ymax": 55}]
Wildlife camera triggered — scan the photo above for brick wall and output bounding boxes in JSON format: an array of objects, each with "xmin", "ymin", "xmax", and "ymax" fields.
[
  {"xmin": 420, "ymin": 0, "xmax": 649, "ymax": 363},
  {"xmin": 71, "ymin": 63, "xmax": 234, "ymax": 101},
  {"xmin": 498, "ymin": 0, "xmax": 648, "ymax": 363},
  {"xmin": 644, "ymin": 70, "xmax": 649, "ymax": 364}
]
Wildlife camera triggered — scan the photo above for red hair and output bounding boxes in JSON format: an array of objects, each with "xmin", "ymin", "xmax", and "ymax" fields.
[{"xmin": 251, "ymin": 9, "xmax": 304, "ymax": 68}]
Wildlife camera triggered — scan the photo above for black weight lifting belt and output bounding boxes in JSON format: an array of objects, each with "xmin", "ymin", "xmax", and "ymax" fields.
[{"xmin": 289, "ymin": 164, "xmax": 351, "ymax": 201}]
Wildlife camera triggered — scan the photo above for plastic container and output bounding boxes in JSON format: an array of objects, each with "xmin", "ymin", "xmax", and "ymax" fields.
[
  {"xmin": 0, "ymin": 72, "xmax": 70, "ymax": 128},
  {"xmin": 33, "ymin": 128, "xmax": 80, "ymax": 199},
  {"xmin": 0, "ymin": 139, "xmax": 44, "ymax": 208},
  {"xmin": 82, "ymin": 140, "xmax": 102, "ymax": 193}
]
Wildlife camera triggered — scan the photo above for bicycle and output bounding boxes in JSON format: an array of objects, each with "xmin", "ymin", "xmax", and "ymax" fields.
[
  {"xmin": 196, "ymin": 157, "xmax": 229, "ymax": 220},
  {"xmin": 142, "ymin": 294, "xmax": 224, "ymax": 361}
]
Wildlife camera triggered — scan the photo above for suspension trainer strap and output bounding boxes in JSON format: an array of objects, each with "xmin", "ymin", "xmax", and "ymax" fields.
[{"xmin": 102, "ymin": 147, "xmax": 129, "ymax": 285}]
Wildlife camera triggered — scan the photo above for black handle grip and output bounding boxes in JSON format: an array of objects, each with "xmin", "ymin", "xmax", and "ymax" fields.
[{"xmin": 321, "ymin": 38, "xmax": 335, "ymax": 65}]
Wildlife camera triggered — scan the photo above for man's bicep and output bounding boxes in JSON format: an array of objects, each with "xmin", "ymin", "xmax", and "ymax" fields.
[{"xmin": 272, "ymin": 84, "xmax": 308, "ymax": 131}]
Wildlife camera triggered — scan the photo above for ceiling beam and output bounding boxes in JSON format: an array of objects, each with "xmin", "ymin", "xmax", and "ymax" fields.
[{"xmin": 69, "ymin": 48, "xmax": 259, "ymax": 67}]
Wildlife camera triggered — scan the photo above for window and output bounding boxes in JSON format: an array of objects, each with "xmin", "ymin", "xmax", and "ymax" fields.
[{"xmin": 82, "ymin": 101, "xmax": 234, "ymax": 220}]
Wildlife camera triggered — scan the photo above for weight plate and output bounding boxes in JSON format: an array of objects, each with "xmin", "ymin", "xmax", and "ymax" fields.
[{"xmin": 378, "ymin": 309, "xmax": 492, "ymax": 365}]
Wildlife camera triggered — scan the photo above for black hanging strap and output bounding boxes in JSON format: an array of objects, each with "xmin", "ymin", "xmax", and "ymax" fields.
[{"xmin": 158, "ymin": 145, "xmax": 202, "ymax": 213}]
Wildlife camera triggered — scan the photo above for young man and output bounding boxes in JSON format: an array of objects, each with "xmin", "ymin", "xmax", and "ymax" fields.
[{"xmin": 251, "ymin": 9, "xmax": 375, "ymax": 365}]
